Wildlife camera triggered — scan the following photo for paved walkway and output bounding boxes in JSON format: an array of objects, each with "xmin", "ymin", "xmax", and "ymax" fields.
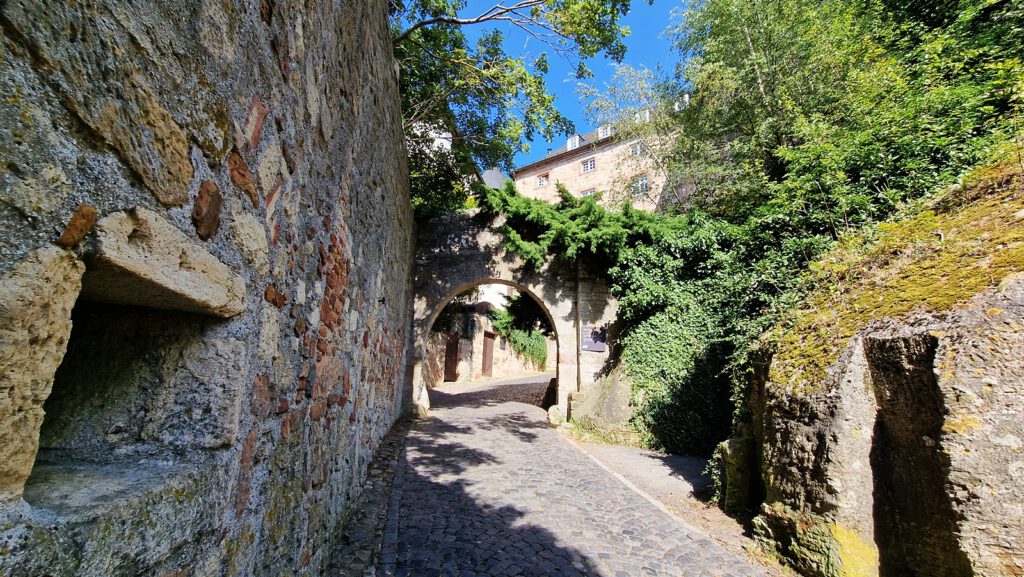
[
  {"xmin": 573, "ymin": 443, "xmax": 761, "ymax": 561},
  {"xmin": 333, "ymin": 377, "xmax": 774, "ymax": 577}
]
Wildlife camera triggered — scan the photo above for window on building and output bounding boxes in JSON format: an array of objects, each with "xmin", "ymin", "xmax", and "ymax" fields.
[
  {"xmin": 629, "ymin": 141, "xmax": 647, "ymax": 156},
  {"xmin": 633, "ymin": 109, "xmax": 651, "ymax": 123},
  {"xmin": 566, "ymin": 135, "xmax": 580, "ymax": 150},
  {"xmin": 632, "ymin": 174, "xmax": 649, "ymax": 196},
  {"xmin": 536, "ymin": 174, "xmax": 549, "ymax": 187},
  {"xmin": 598, "ymin": 125, "xmax": 613, "ymax": 139},
  {"xmin": 581, "ymin": 158, "xmax": 596, "ymax": 173},
  {"xmin": 581, "ymin": 189, "xmax": 596, "ymax": 197}
]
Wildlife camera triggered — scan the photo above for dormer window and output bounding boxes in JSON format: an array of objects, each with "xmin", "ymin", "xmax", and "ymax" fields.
[
  {"xmin": 598, "ymin": 125, "xmax": 613, "ymax": 139},
  {"xmin": 536, "ymin": 174, "xmax": 549, "ymax": 187},
  {"xmin": 581, "ymin": 158, "xmax": 596, "ymax": 173},
  {"xmin": 567, "ymin": 135, "xmax": 580, "ymax": 150},
  {"xmin": 633, "ymin": 109, "xmax": 651, "ymax": 123}
]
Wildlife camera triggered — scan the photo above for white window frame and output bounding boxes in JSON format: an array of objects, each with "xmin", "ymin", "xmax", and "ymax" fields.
[
  {"xmin": 581, "ymin": 158, "xmax": 596, "ymax": 173},
  {"xmin": 633, "ymin": 109, "xmax": 651, "ymax": 123},
  {"xmin": 536, "ymin": 174, "xmax": 549, "ymax": 188},
  {"xmin": 629, "ymin": 141, "xmax": 646, "ymax": 156},
  {"xmin": 598, "ymin": 125, "xmax": 612, "ymax": 139},
  {"xmin": 566, "ymin": 135, "xmax": 580, "ymax": 150},
  {"xmin": 581, "ymin": 189, "xmax": 596, "ymax": 197}
]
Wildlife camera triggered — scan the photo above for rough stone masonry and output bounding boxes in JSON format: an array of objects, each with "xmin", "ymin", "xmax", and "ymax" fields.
[{"xmin": 0, "ymin": 1, "xmax": 415, "ymax": 576}]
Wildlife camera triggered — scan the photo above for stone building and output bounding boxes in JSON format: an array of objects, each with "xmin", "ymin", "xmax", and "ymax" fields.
[
  {"xmin": 421, "ymin": 293, "xmax": 557, "ymax": 389},
  {"xmin": 511, "ymin": 120, "xmax": 673, "ymax": 211},
  {"xmin": 0, "ymin": 2, "xmax": 414, "ymax": 576}
]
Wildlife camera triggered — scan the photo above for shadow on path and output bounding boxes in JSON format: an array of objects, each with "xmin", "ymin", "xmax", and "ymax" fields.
[
  {"xmin": 383, "ymin": 433, "xmax": 603, "ymax": 577},
  {"xmin": 332, "ymin": 377, "xmax": 773, "ymax": 577}
]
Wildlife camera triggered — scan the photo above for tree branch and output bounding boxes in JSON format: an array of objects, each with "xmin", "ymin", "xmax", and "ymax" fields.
[{"xmin": 394, "ymin": 0, "xmax": 546, "ymax": 44}]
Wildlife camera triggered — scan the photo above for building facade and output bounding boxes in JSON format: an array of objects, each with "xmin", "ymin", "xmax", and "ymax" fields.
[{"xmin": 511, "ymin": 123, "xmax": 674, "ymax": 211}]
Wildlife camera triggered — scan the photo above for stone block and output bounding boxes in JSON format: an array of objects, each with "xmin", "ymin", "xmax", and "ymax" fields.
[
  {"xmin": 2, "ymin": 1, "xmax": 194, "ymax": 206},
  {"xmin": 0, "ymin": 247, "xmax": 84, "ymax": 505},
  {"xmin": 228, "ymin": 152, "xmax": 260, "ymax": 207},
  {"xmin": 142, "ymin": 338, "xmax": 247, "ymax": 449},
  {"xmin": 243, "ymin": 96, "xmax": 269, "ymax": 149},
  {"xmin": 719, "ymin": 437, "xmax": 755, "ymax": 515},
  {"xmin": 229, "ymin": 209, "xmax": 270, "ymax": 276},
  {"xmin": 56, "ymin": 204, "xmax": 99, "ymax": 247},
  {"xmin": 547, "ymin": 405, "xmax": 565, "ymax": 425},
  {"xmin": 81, "ymin": 208, "xmax": 246, "ymax": 317},
  {"xmin": 191, "ymin": 181, "xmax": 223, "ymax": 241}
]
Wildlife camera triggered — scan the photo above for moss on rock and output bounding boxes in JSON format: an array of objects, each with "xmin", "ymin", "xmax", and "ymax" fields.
[{"xmin": 770, "ymin": 161, "xmax": 1024, "ymax": 395}]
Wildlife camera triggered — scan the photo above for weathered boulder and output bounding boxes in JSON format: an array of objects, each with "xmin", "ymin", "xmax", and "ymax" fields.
[
  {"xmin": 756, "ymin": 276, "xmax": 1024, "ymax": 577},
  {"xmin": 718, "ymin": 437, "xmax": 756, "ymax": 516},
  {"xmin": 749, "ymin": 168, "xmax": 1024, "ymax": 577},
  {"xmin": 0, "ymin": 247, "xmax": 84, "ymax": 505}
]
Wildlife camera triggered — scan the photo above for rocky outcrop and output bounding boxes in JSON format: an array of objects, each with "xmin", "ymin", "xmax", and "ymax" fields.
[
  {"xmin": 750, "ymin": 170, "xmax": 1024, "ymax": 577},
  {"xmin": 0, "ymin": 1, "xmax": 413, "ymax": 576}
]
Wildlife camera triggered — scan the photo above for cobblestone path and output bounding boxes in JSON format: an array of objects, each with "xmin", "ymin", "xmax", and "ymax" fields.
[{"xmin": 335, "ymin": 377, "xmax": 772, "ymax": 577}]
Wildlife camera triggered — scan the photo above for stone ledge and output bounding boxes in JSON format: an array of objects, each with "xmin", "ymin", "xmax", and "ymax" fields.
[
  {"xmin": 81, "ymin": 208, "xmax": 246, "ymax": 317},
  {"xmin": 2, "ymin": 453, "xmax": 223, "ymax": 576}
]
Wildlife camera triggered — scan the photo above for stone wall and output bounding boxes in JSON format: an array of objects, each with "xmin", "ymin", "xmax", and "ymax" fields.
[
  {"xmin": 411, "ymin": 209, "xmax": 618, "ymax": 418},
  {"xmin": 752, "ymin": 276, "xmax": 1024, "ymax": 577},
  {"xmin": 0, "ymin": 1, "xmax": 414, "ymax": 576}
]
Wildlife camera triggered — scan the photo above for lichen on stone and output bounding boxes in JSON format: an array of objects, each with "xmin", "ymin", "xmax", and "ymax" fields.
[{"xmin": 770, "ymin": 160, "xmax": 1024, "ymax": 395}]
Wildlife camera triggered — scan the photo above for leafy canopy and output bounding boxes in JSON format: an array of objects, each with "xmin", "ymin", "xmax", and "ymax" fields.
[
  {"xmin": 479, "ymin": 0, "xmax": 1024, "ymax": 455},
  {"xmin": 389, "ymin": 0, "xmax": 651, "ymax": 217}
]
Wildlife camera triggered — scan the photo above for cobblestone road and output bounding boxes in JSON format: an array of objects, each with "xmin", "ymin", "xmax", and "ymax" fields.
[{"xmin": 346, "ymin": 377, "xmax": 774, "ymax": 577}]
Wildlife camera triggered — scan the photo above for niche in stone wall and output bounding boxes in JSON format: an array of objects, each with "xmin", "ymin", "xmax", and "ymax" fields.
[
  {"xmin": 22, "ymin": 208, "xmax": 248, "ymax": 514},
  {"xmin": 865, "ymin": 334, "xmax": 972, "ymax": 577}
]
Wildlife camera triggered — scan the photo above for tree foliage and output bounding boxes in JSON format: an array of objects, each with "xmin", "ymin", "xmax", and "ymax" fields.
[
  {"xmin": 479, "ymin": 0, "xmax": 1024, "ymax": 455},
  {"xmin": 390, "ymin": 1, "xmax": 650, "ymax": 218}
]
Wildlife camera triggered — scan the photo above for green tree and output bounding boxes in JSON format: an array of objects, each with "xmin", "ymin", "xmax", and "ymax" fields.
[
  {"xmin": 390, "ymin": 0, "xmax": 651, "ymax": 217},
  {"xmin": 487, "ymin": 291, "xmax": 554, "ymax": 367},
  {"xmin": 477, "ymin": 0, "xmax": 1024, "ymax": 457}
]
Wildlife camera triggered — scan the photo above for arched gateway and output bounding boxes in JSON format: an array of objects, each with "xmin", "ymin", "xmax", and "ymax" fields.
[{"xmin": 408, "ymin": 210, "xmax": 617, "ymax": 416}]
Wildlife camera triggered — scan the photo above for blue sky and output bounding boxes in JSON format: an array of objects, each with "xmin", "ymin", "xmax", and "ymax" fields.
[{"xmin": 460, "ymin": 1, "xmax": 679, "ymax": 169}]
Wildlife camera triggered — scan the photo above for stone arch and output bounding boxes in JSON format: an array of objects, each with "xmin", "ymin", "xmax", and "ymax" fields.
[
  {"xmin": 422, "ymin": 279, "xmax": 560, "ymax": 352},
  {"xmin": 408, "ymin": 210, "xmax": 617, "ymax": 416},
  {"xmin": 416, "ymin": 277, "xmax": 566, "ymax": 409}
]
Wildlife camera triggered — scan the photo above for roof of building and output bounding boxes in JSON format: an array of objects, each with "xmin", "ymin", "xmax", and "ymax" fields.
[
  {"xmin": 511, "ymin": 127, "xmax": 616, "ymax": 177},
  {"xmin": 480, "ymin": 168, "xmax": 508, "ymax": 189}
]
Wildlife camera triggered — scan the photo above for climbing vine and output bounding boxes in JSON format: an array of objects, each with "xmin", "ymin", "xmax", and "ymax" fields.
[
  {"xmin": 488, "ymin": 292, "xmax": 553, "ymax": 369},
  {"xmin": 478, "ymin": 0, "xmax": 1023, "ymax": 456}
]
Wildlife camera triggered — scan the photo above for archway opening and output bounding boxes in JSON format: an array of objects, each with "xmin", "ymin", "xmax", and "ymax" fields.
[{"xmin": 419, "ymin": 280, "xmax": 560, "ymax": 410}]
